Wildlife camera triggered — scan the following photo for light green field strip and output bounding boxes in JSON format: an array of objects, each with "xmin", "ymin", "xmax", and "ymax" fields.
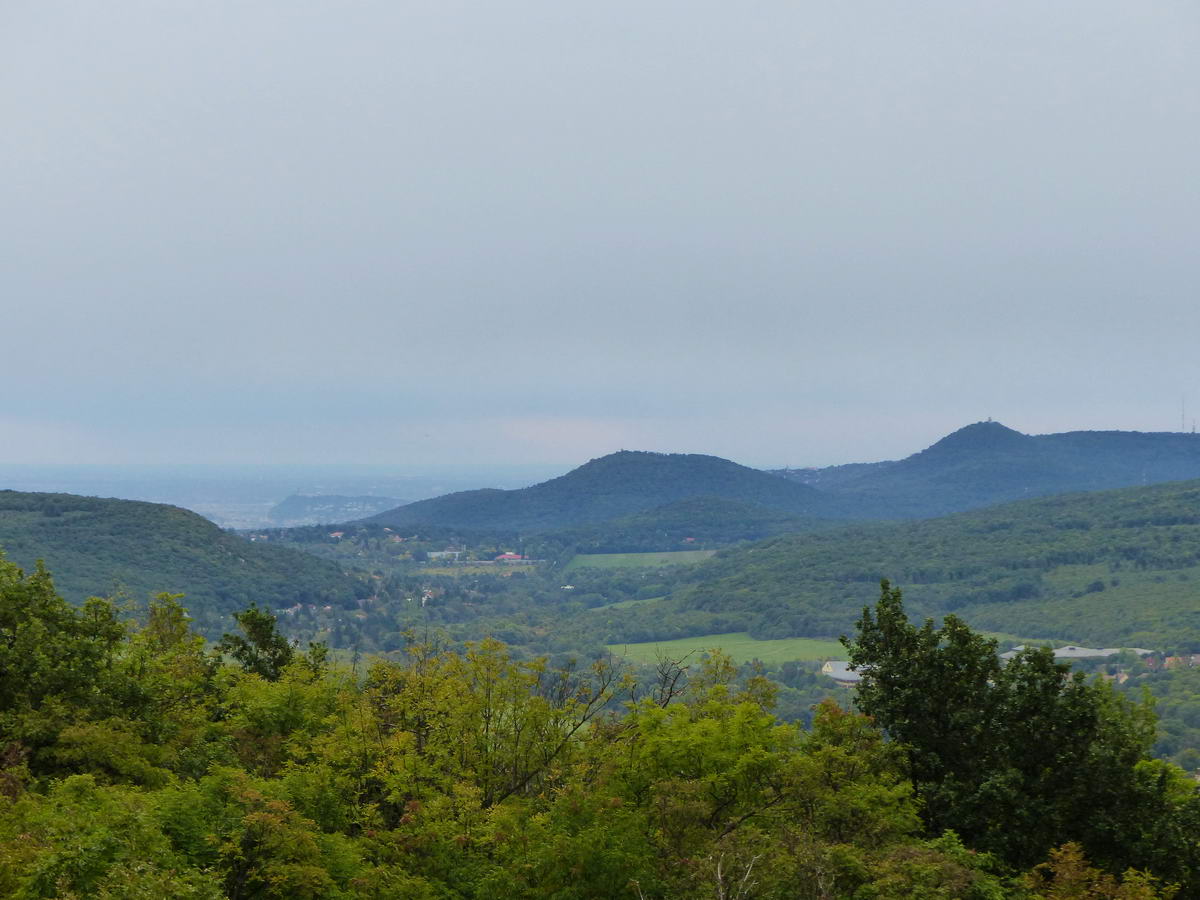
[
  {"xmin": 606, "ymin": 631, "xmax": 845, "ymax": 665},
  {"xmin": 564, "ymin": 549, "xmax": 717, "ymax": 571},
  {"xmin": 598, "ymin": 595, "xmax": 665, "ymax": 610},
  {"xmin": 416, "ymin": 565, "xmax": 538, "ymax": 576}
]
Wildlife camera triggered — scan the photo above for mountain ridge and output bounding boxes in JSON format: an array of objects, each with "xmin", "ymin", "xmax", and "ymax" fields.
[
  {"xmin": 364, "ymin": 450, "xmax": 842, "ymax": 531},
  {"xmin": 778, "ymin": 422, "xmax": 1200, "ymax": 518}
]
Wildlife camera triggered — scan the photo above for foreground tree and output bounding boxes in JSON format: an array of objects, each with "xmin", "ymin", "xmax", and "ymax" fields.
[
  {"xmin": 845, "ymin": 580, "xmax": 1200, "ymax": 885},
  {"xmin": 216, "ymin": 605, "xmax": 296, "ymax": 681}
]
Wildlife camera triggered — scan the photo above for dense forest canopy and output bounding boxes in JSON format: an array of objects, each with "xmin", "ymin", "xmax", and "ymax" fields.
[
  {"xmin": 610, "ymin": 478, "xmax": 1200, "ymax": 651},
  {"xmin": 1, "ymin": 561, "xmax": 1195, "ymax": 898},
  {"xmin": 0, "ymin": 491, "xmax": 365, "ymax": 638}
]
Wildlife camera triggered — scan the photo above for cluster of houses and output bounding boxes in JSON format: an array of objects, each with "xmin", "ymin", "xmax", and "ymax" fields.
[
  {"xmin": 429, "ymin": 554, "xmax": 547, "ymax": 566},
  {"xmin": 820, "ymin": 661, "xmax": 862, "ymax": 684},
  {"xmin": 1160, "ymin": 654, "xmax": 1200, "ymax": 669}
]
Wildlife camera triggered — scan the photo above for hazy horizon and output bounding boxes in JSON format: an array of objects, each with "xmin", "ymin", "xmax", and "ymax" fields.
[
  {"xmin": 5, "ymin": 2, "xmax": 1197, "ymax": 468},
  {"xmin": 8, "ymin": 416, "xmax": 1196, "ymax": 528},
  {"xmin": 3, "ymin": 417, "xmax": 1197, "ymax": 477}
]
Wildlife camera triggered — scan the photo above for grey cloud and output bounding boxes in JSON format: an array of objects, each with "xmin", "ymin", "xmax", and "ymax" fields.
[{"xmin": 3, "ymin": 1, "xmax": 1198, "ymax": 465}]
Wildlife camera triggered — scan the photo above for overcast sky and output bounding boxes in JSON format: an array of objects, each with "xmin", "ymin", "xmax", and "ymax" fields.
[{"xmin": 3, "ymin": 1, "xmax": 1198, "ymax": 469}]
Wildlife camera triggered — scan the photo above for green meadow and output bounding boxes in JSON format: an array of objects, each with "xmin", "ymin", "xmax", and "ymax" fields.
[
  {"xmin": 564, "ymin": 549, "xmax": 717, "ymax": 571},
  {"xmin": 416, "ymin": 565, "xmax": 538, "ymax": 576},
  {"xmin": 606, "ymin": 631, "xmax": 845, "ymax": 665}
]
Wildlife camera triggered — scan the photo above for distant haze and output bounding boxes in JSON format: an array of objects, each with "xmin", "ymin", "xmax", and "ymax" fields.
[
  {"xmin": 0, "ymin": 462, "xmax": 566, "ymax": 528},
  {"xmin": 4, "ymin": 2, "xmax": 1198, "ymax": 467}
]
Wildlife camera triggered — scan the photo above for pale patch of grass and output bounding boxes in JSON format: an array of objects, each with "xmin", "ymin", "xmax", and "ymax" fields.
[
  {"xmin": 416, "ymin": 565, "xmax": 537, "ymax": 576},
  {"xmin": 564, "ymin": 550, "xmax": 717, "ymax": 571}
]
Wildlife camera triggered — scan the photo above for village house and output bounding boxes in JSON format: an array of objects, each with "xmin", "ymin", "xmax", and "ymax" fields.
[
  {"xmin": 999, "ymin": 645, "xmax": 1153, "ymax": 661},
  {"xmin": 821, "ymin": 661, "xmax": 862, "ymax": 685}
]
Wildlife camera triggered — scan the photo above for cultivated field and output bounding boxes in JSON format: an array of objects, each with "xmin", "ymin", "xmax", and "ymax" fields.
[
  {"xmin": 564, "ymin": 549, "xmax": 717, "ymax": 571},
  {"xmin": 607, "ymin": 631, "xmax": 845, "ymax": 665},
  {"xmin": 416, "ymin": 565, "xmax": 538, "ymax": 576}
]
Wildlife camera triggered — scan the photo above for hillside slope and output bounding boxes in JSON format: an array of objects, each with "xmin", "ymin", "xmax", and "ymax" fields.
[
  {"xmin": 779, "ymin": 421, "xmax": 1200, "ymax": 518},
  {"xmin": 0, "ymin": 490, "xmax": 364, "ymax": 637},
  {"xmin": 548, "ymin": 496, "xmax": 832, "ymax": 553},
  {"xmin": 597, "ymin": 478, "xmax": 1200, "ymax": 651},
  {"xmin": 366, "ymin": 451, "xmax": 843, "ymax": 531}
]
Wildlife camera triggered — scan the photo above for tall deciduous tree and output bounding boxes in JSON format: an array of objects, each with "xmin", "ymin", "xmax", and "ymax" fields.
[
  {"xmin": 217, "ymin": 605, "xmax": 296, "ymax": 681},
  {"xmin": 845, "ymin": 580, "xmax": 1200, "ymax": 884},
  {"xmin": 0, "ymin": 556, "xmax": 126, "ymax": 778}
]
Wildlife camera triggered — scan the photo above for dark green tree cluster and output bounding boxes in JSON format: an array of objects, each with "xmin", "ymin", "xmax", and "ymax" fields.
[
  {"xmin": 0, "ymin": 490, "xmax": 364, "ymax": 640},
  {"xmin": 846, "ymin": 581, "xmax": 1200, "ymax": 884}
]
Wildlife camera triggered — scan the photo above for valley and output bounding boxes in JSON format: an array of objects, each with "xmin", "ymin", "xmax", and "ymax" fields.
[
  {"xmin": 7, "ymin": 421, "xmax": 1200, "ymax": 893},
  {"xmin": 6, "ymin": 426, "xmax": 1200, "ymax": 768}
]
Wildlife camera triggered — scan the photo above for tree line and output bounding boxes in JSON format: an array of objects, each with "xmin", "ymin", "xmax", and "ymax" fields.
[{"xmin": 2, "ymin": 557, "xmax": 1196, "ymax": 897}]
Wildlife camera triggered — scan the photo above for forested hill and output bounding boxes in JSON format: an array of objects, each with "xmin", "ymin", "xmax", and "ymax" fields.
[
  {"xmin": 779, "ymin": 421, "xmax": 1200, "ymax": 517},
  {"xmin": 600, "ymin": 477, "xmax": 1200, "ymax": 651},
  {"xmin": 547, "ymin": 495, "xmax": 825, "ymax": 553},
  {"xmin": 365, "ymin": 450, "xmax": 843, "ymax": 531},
  {"xmin": 363, "ymin": 424, "xmax": 1200, "ymax": 532},
  {"xmin": 0, "ymin": 490, "xmax": 363, "ymax": 637}
]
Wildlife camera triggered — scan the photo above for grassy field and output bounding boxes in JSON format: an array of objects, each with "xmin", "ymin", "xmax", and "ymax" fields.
[
  {"xmin": 416, "ymin": 565, "xmax": 538, "ymax": 576},
  {"xmin": 598, "ymin": 595, "xmax": 665, "ymax": 610},
  {"xmin": 564, "ymin": 550, "xmax": 717, "ymax": 571},
  {"xmin": 606, "ymin": 631, "xmax": 845, "ymax": 665}
]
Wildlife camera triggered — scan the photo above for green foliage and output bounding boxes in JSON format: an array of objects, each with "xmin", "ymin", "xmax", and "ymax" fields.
[
  {"xmin": 0, "ymin": 491, "xmax": 364, "ymax": 639},
  {"xmin": 845, "ymin": 581, "xmax": 1200, "ymax": 883},
  {"xmin": 0, "ymin": 555, "xmax": 133, "ymax": 781},
  {"xmin": 551, "ymin": 495, "xmax": 829, "ymax": 553},
  {"xmin": 1130, "ymin": 665, "xmax": 1200, "ymax": 770},
  {"xmin": 217, "ymin": 605, "xmax": 297, "ymax": 681},
  {"xmin": 3, "ymin": 557, "xmax": 1197, "ymax": 897},
  {"xmin": 0, "ymin": 557, "xmax": 124, "ymax": 730},
  {"xmin": 1024, "ymin": 842, "xmax": 1176, "ymax": 899},
  {"xmin": 637, "ymin": 478, "xmax": 1200, "ymax": 650},
  {"xmin": 0, "ymin": 775, "xmax": 224, "ymax": 899}
]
